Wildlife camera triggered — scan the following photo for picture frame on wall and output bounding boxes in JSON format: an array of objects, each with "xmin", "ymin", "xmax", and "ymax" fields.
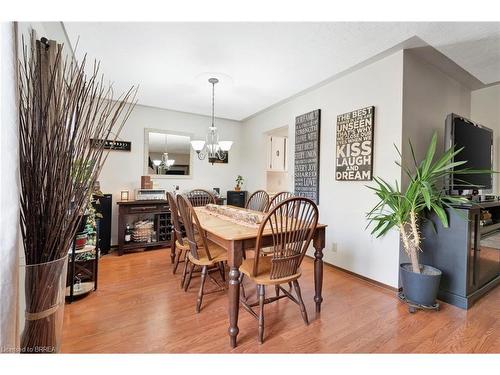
[
  {"xmin": 90, "ymin": 138, "xmax": 132, "ymax": 151},
  {"xmin": 209, "ymin": 151, "xmax": 228, "ymax": 164},
  {"xmin": 294, "ymin": 109, "xmax": 321, "ymax": 204},
  {"xmin": 335, "ymin": 106, "xmax": 375, "ymax": 181}
]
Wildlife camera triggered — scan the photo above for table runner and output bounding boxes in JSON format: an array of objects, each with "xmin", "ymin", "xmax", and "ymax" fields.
[{"xmin": 198, "ymin": 204, "xmax": 265, "ymax": 228}]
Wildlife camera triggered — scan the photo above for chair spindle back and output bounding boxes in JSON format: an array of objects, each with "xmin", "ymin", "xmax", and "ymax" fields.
[
  {"xmin": 267, "ymin": 191, "xmax": 294, "ymax": 211},
  {"xmin": 186, "ymin": 189, "xmax": 216, "ymax": 207},
  {"xmin": 166, "ymin": 192, "xmax": 185, "ymax": 246},
  {"xmin": 253, "ymin": 197, "xmax": 319, "ymax": 279},
  {"xmin": 246, "ymin": 190, "xmax": 270, "ymax": 212},
  {"xmin": 176, "ymin": 194, "xmax": 212, "ymax": 261}
]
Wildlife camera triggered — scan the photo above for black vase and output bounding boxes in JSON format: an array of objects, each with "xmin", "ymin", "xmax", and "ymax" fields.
[{"xmin": 400, "ymin": 263, "xmax": 442, "ymax": 306}]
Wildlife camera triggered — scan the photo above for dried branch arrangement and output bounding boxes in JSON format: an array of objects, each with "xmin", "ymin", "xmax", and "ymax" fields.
[{"xmin": 18, "ymin": 33, "xmax": 137, "ymax": 352}]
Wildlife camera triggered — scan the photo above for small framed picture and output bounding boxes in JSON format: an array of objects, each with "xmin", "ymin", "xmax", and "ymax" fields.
[{"xmin": 209, "ymin": 151, "xmax": 228, "ymax": 164}]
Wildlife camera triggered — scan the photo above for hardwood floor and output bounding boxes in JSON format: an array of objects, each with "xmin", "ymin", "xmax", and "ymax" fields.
[{"xmin": 61, "ymin": 248, "xmax": 500, "ymax": 353}]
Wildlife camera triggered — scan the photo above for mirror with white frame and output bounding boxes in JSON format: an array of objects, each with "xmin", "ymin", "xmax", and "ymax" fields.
[{"xmin": 144, "ymin": 129, "xmax": 192, "ymax": 178}]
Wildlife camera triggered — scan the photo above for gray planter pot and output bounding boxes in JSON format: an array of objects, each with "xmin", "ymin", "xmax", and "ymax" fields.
[{"xmin": 400, "ymin": 263, "xmax": 442, "ymax": 307}]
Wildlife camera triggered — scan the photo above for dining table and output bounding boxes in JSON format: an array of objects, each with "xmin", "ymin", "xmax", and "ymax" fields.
[{"xmin": 180, "ymin": 204, "xmax": 327, "ymax": 349}]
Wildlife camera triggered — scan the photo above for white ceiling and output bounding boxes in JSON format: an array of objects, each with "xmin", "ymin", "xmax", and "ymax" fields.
[
  {"xmin": 148, "ymin": 132, "xmax": 190, "ymax": 154},
  {"xmin": 64, "ymin": 22, "xmax": 500, "ymax": 121}
]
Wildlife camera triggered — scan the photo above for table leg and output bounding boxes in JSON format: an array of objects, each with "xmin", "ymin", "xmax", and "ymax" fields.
[
  {"xmin": 313, "ymin": 227, "xmax": 325, "ymax": 313},
  {"xmin": 228, "ymin": 240, "xmax": 243, "ymax": 348},
  {"xmin": 228, "ymin": 266, "xmax": 240, "ymax": 348}
]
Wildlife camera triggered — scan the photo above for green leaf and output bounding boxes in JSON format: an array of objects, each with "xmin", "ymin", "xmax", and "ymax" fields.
[
  {"xmin": 431, "ymin": 203, "xmax": 448, "ymax": 228},
  {"xmin": 421, "ymin": 132, "xmax": 437, "ymax": 176},
  {"xmin": 421, "ymin": 186, "xmax": 431, "ymax": 209}
]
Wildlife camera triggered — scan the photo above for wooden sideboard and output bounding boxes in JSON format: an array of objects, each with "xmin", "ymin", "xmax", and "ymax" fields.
[{"xmin": 116, "ymin": 200, "xmax": 171, "ymax": 256}]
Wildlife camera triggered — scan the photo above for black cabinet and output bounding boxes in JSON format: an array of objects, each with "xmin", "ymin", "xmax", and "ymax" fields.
[
  {"xmin": 66, "ymin": 217, "xmax": 99, "ymax": 303},
  {"xmin": 420, "ymin": 202, "xmax": 500, "ymax": 309},
  {"xmin": 227, "ymin": 190, "xmax": 247, "ymax": 208},
  {"xmin": 93, "ymin": 194, "xmax": 112, "ymax": 254}
]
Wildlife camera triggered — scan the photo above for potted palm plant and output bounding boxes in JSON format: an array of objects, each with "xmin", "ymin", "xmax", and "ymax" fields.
[{"xmin": 367, "ymin": 132, "xmax": 485, "ymax": 308}]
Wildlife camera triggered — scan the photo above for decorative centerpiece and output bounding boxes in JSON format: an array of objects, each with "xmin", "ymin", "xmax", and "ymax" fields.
[
  {"xmin": 204, "ymin": 204, "xmax": 264, "ymax": 226},
  {"xmin": 18, "ymin": 34, "xmax": 137, "ymax": 353}
]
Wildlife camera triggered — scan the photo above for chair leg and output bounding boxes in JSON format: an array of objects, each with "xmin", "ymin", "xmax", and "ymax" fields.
[
  {"xmin": 288, "ymin": 281, "xmax": 293, "ymax": 290},
  {"xmin": 180, "ymin": 251, "xmax": 189, "ymax": 288},
  {"xmin": 293, "ymin": 280, "xmax": 309, "ymax": 325},
  {"xmin": 196, "ymin": 266, "xmax": 208, "ymax": 313},
  {"xmin": 275, "ymin": 285, "xmax": 280, "ymax": 297},
  {"xmin": 258, "ymin": 284, "xmax": 265, "ymax": 344},
  {"xmin": 239, "ymin": 273, "xmax": 246, "ymax": 301},
  {"xmin": 218, "ymin": 262, "xmax": 226, "ymax": 282},
  {"xmin": 173, "ymin": 248, "xmax": 182, "ymax": 274},
  {"xmin": 184, "ymin": 262, "xmax": 195, "ymax": 292}
]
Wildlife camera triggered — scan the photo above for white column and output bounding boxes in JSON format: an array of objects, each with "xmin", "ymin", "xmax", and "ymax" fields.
[{"xmin": 0, "ymin": 21, "xmax": 20, "ymax": 352}]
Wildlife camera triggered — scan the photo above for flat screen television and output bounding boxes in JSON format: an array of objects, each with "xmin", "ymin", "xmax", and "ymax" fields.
[{"xmin": 445, "ymin": 113, "xmax": 493, "ymax": 193}]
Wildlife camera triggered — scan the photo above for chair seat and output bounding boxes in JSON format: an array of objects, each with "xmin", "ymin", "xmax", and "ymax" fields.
[
  {"xmin": 187, "ymin": 241, "xmax": 228, "ymax": 266},
  {"xmin": 239, "ymin": 256, "xmax": 302, "ymax": 285},
  {"xmin": 175, "ymin": 236, "xmax": 202, "ymax": 251}
]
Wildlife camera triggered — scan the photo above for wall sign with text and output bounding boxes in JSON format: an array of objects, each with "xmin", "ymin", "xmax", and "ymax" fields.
[
  {"xmin": 294, "ymin": 109, "xmax": 321, "ymax": 204},
  {"xmin": 335, "ymin": 106, "xmax": 375, "ymax": 181},
  {"xmin": 90, "ymin": 139, "xmax": 132, "ymax": 151}
]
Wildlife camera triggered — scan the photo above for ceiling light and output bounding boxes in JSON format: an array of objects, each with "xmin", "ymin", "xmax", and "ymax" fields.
[{"xmin": 190, "ymin": 78, "xmax": 233, "ymax": 164}]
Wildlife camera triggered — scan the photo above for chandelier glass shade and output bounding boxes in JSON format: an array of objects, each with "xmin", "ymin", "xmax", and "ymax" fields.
[{"xmin": 191, "ymin": 78, "xmax": 233, "ymax": 161}]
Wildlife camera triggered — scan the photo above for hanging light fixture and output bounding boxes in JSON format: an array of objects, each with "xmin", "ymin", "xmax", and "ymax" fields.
[
  {"xmin": 159, "ymin": 134, "xmax": 175, "ymax": 171},
  {"xmin": 190, "ymin": 78, "xmax": 233, "ymax": 163}
]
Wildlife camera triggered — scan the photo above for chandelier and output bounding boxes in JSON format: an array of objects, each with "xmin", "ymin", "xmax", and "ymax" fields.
[
  {"xmin": 190, "ymin": 78, "xmax": 233, "ymax": 163},
  {"xmin": 153, "ymin": 134, "xmax": 175, "ymax": 171}
]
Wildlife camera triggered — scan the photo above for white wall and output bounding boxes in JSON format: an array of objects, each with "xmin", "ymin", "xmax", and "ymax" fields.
[
  {"xmin": 17, "ymin": 22, "xmax": 72, "ymax": 61},
  {"xmin": 399, "ymin": 49, "xmax": 473, "ymax": 268},
  {"xmin": 98, "ymin": 104, "xmax": 243, "ymax": 245},
  {"xmin": 401, "ymin": 49, "xmax": 472, "ymax": 189},
  {"xmin": 241, "ymin": 51, "xmax": 405, "ymax": 288},
  {"xmin": 0, "ymin": 21, "xmax": 20, "ymax": 352},
  {"xmin": 471, "ymin": 84, "xmax": 500, "ymax": 193},
  {"xmin": 266, "ymin": 171, "xmax": 288, "ymax": 192}
]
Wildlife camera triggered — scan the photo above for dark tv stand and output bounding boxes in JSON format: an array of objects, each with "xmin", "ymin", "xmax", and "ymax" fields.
[{"xmin": 421, "ymin": 201, "xmax": 500, "ymax": 309}]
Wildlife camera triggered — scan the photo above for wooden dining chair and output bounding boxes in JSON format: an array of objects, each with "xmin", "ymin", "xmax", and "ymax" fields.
[
  {"xmin": 186, "ymin": 189, "xmax": 216, "ymax": 207},
  {"xmin": 267, "ymin": 191, "xmax": 294, "ymax": 211},
  {"xmin": 246, "ymin": 190, "xmax": 270, "ymax": 212},
  {"xmin": 167, "ymin": 191, "xmax": 202, "ymax": 286},
  {"xmin": 167, "ymin": 192, "xmax": 187, "ymax": 276},
  {"xmin": 239, "ymin": 197, "xmax": 319, "ymax": 343},
  {"xmin": 176, "ymin": 194, "xmax": 228, "ymax": 313}
]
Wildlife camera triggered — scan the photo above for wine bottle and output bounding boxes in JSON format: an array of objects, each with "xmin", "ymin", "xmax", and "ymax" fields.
[{"xmin": 125, "ymin": 224, "xmax": 132, "ymax": 243}]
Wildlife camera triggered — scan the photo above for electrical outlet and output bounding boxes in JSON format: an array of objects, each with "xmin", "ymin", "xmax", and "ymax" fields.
[{"xmin": 331, "ymin": 242, "xmax": 337, "ymax": 253}]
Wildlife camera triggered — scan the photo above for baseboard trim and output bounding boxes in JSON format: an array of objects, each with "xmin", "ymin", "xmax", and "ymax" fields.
[{"xmin": 305, "ymin": 255, "xmax": 399, "ymax": 293}]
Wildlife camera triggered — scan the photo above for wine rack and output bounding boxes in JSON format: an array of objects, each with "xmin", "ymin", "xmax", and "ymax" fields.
[{"xmin": 155, "ymin": 212, "xmax": 172, "ymax": 242}]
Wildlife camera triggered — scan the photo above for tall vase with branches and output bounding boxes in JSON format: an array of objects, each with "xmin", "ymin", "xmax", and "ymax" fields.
[
  {"xmin": 367, "ymin": 132, "xmax": 485, "ymax": 274},
  {"xmin": 18, "ymin": 34, "xmax": 137, "ymax": 353}
]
